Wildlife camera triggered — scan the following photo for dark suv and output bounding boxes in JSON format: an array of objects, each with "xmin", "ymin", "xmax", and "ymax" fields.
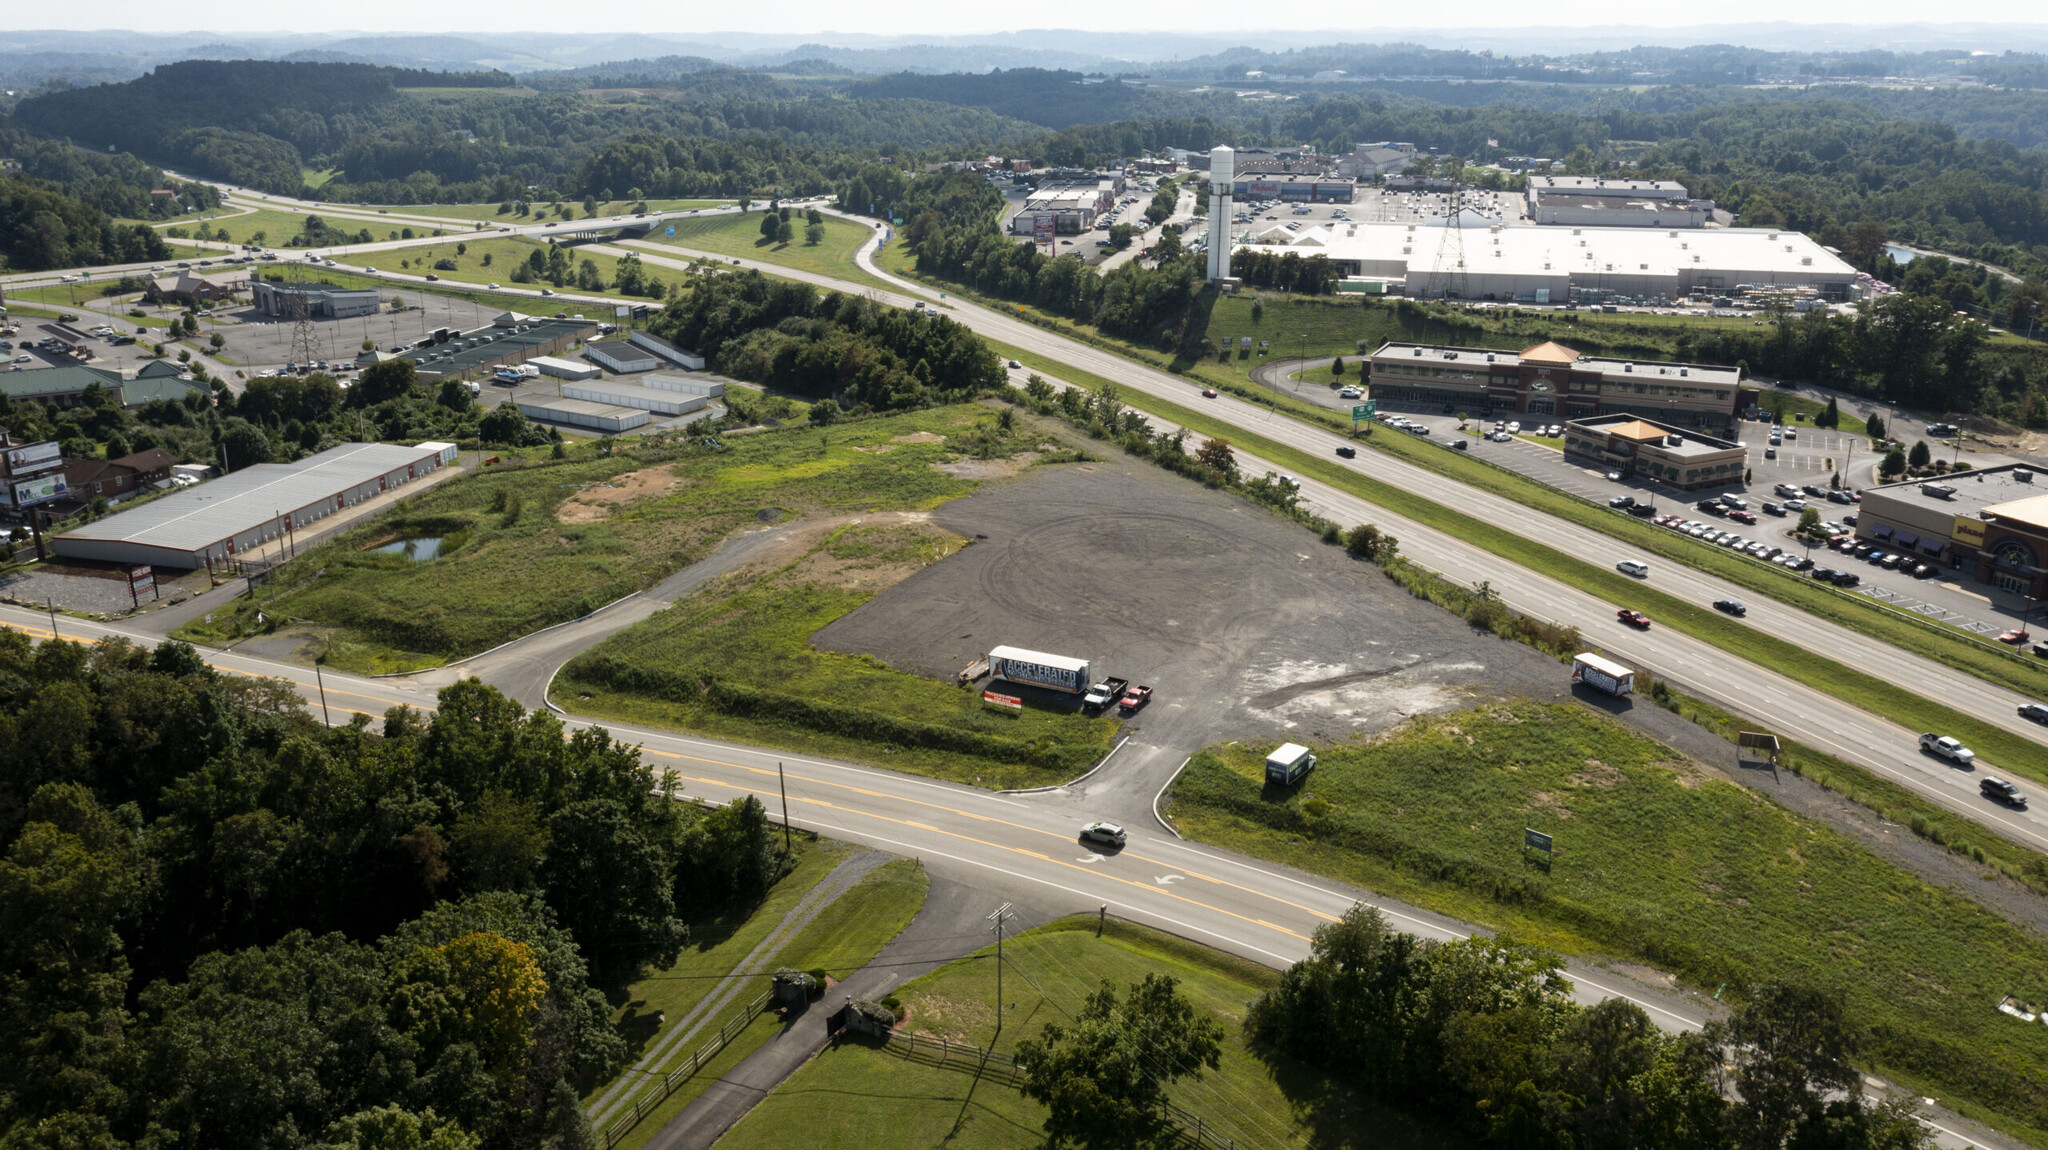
[{"xmin": 1982, "ymin": 777, "xmax": 2029, "ymax": 808}]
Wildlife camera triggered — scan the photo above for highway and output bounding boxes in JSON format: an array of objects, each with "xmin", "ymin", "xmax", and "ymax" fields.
[{"xmin": 0, "ymin": 599, "xmax": 2012, "ymax": 1150}]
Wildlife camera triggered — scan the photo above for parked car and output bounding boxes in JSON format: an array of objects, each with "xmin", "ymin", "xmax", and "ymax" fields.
[{"xmin": 1997, "ymin": 629, "xmax": 2032, "ymax": 645}]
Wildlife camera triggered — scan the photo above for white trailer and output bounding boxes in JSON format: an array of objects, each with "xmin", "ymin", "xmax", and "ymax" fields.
[
  {"xmin": 1571, "ymin": 652, "xmax": 1635, "ymax": 696},
  {"xmin": 1265, "ymin": 743, "xmax": 1317, "ymax": 786},
  {"xmin": 987, "ymin": 645, "xmax": 1091, "ymax": 694}
]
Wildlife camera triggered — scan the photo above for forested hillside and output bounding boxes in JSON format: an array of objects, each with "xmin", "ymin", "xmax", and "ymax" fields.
[{"xmin": 0, "ymin": 633, "xmax": 788, "ymax": 1150}]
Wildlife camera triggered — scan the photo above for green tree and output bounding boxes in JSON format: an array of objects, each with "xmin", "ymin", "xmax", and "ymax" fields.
[
  {"xmin": 1014, "ymin": 974, "xmax": 1223, "ymax": 1150},
  {"xmin": 437, "ymin": 379, "xmax": 473, "ymax": 412},
  {"xmin": 1908, "ymin": 440, "xmax": 1931, "ymax": 469},
  {"xmin": 1721, "ymin": 982, "xmax": 1863, "ymax": 1149},
  {"xmin": 1865, "ymin": 412, "xmax": 1886, "ymax": 440},
  {"xmin": 1820, "ymin": 396, "xmax": 1839, "ymax": 428},
  {"xmin": 539, "ymin": 799, "xmax": 686, "ymax": 984},
  {"xmin": 1798, "ymin": 506, "xmax": 1823, "ymax": 534},
  {"xmin": 1880, "ymin": 446, "xmax": 1907, "ymax": 478},
  {"xmin": 1346, "ymin": 523, "xmax": 1382, "ymax": 560},
  {"xmin": 804, "ymin": 221, "xmax": 825, "ymax": 246},
  {"xmin": 808, "ymin": 398, "xmax": 839, "ymax": 426},
  {"xmin": 1330, "ymin": 357, "xmax": 1345, "ymax": 377},
  {"xmin": 774, "ymin": 217, "xmax": 795, "ymax": 245},
  {"xmin": 219, "ymin": 421, "xmax": 271, "ymax": 471},
  {"xmin": 1194, "ymin": 437, "xmax": 1236, "ymax": 480},
  {"xmin": 358, "ymin": 360, "xmax": 420, "ymax": 406}
]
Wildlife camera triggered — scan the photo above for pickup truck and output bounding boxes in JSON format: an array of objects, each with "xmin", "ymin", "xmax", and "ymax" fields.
[
  {"xmin": 1919, "ymin": 733, "xmax": 1976, "ymax": 766},
  {"xmin": 1081, "ymin": 677, "xmax": 1130, "ymax": 713},
  {"xmin": 1117, "ymin": 685, "xmax": 1153, "ymax": 715}
]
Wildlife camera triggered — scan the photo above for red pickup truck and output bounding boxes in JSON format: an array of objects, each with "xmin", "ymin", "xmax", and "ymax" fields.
[
  {"xmin": 1617, "ymin": 609, "xmax": 1652, "ymax": 629},
  {"xmin": 1118, "ymin": 685, "xmax": 1153, "ymax": 715}
]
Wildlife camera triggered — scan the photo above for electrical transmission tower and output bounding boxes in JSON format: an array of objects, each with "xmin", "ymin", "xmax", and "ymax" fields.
[
  {"xmin": 285, "ymin": 270, "xmax": 325, "ymax": 368},
  {"xmin": 1427, "ymin": 202, "xmax": 1470, "ymax": 301}
]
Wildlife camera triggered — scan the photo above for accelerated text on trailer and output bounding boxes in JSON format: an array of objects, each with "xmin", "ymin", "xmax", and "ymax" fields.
[{"xmin": 987, "ymin": 645, "xmax": 1092, "ymax": 694}]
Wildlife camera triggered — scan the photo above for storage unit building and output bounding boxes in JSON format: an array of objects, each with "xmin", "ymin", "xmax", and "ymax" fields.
[
  {"xmin": 560, "ymin": 381, "xmax": 713, "ymax": 417},
  {"xmin": 583, "ymin": 341, "xmax": 660, "ymax": 374},
  {"xmin": 526, "ymin": 356, "xmax": 600, "ymax": 381},
  {"xmin": 629, "ymin": 330, "xmax": 707, "ymax": 370},
  {"xmin": 49, "ymin": 442, "xmax": 444, "ymax": 569},
  {"xmin": 514, "ymin": 396, "xmax": 650, "ymax": 433}
]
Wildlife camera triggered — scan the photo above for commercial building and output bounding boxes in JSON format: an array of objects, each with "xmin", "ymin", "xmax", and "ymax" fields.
[
  {"xmin": 145, "ymin": 269, "xmax": 248, "ymax": 305},
  {"xmin": 1337, "ymin": 143, "xmax": 1421, "ymax": 180},
  {"xmin": 1857, "ymin": 464, "xmax": 2048, "ymax": 597},
  {"xmin": 1229, "ymin": 174, "xmax": 1355, "ymax": 203},
  {"xmin": 1276, "ymin": 217, "xmax": 1857, "ymax": 301},
  {"xmin": 1363, "ymin": 340, "xmax": 1752, "ymax": 430},
  {"xmin": 1, "ymin": 432, "xmax": 67, "ymax": 517},
  {"xmin": 1562, "ymin": 414, "xmax": 1747, "ymax": 490},
  {"xmin": 583, "ymin": 340, "xmax": 660, "ymax": 374},
  {"xmin": 629, "ymin": 330, "xmax": 706, "ymax": 371},
  {"xmin": 250, "ymin": 280, "xmax": 382, "ymax": 319},
  {"xmin": 561, "ymin": 374, "xmax": 725, "ymax": 417},
  {"xmin": 1526, "ymin": 176, "xmax": 1712, "ymax": 228},
  {"xmin": 61, "ymin": 447, "xmax": 179, "ymax": 505},
  {"xmin": 1008, "ymin": 181, "xmax": 1116, "ymax": 236},
  {"xmin": 0, "ymin": 364, "xmax": 208, "ymax": 410},
  {"xmin": 513, "ymin": 396, "xmax": 650, "ymax": 433},
  {"xmin": 49, "ymin": 442, "xmax": 447, "ymax": 569},
  {"xmin": 401, "ymin": 317, "xmax": 600, "ymax": 381}
]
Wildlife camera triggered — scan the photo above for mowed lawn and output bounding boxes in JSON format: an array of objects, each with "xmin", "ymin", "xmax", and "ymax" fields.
[
  {"xmin": 381, "ymin": 197, "xmax": 727, "ymax": 225},
  {"xmin": 368, "ymin": 235, "xmax": 666, "ymax": 304},
  {"xmin": 641, "ymin": 210, "xmax": 890, "ymax": 289},
  {"xmin": 1168, "ymin": 702, "xmax": 2048, "ymax": 1143},
  {"xmin": 715, "ymin": 917, "xmax": 1473, "ymax": 1150}
]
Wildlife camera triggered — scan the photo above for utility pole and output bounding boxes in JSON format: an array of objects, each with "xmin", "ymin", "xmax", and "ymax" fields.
[
  {"xmin": 987, "ymin": 903, "xmax": 1014, "ymax": 1039},
  {"xmin": 314, "ymin": 654, "xmax": 330, "ymax": 726},
  {"xmin": 776, "ymin": 762, "xmax": 793, "ymax": 855},
  {"xmin": 46, "ymin": 597, "xmax": 58, "ymax": 639}
]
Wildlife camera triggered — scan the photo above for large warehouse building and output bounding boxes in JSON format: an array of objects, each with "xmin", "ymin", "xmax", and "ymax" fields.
[
  {"xmin": 1267, "ymin": 215, "xmax": 1857, "ymax": 301},
  {"xmin": 1362, "ymin": 340, "xmax": 1754, "ymax": 430},
  {"xmin": 50, "ymin": 442, "xmax": 447, "ymax": 569}
]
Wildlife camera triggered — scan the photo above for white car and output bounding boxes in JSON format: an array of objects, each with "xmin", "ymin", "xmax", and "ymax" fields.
[
  {"xmin": 488, "ymin": 283, "xmax": 501, "ymax": 290},
  {"xmin": 1338, "ymin": 386, "xmax": 1362, "ymax": 399},
  {"xmin": 1616, "ymin": 560, "xmax": 1649, "ymax": 578}
]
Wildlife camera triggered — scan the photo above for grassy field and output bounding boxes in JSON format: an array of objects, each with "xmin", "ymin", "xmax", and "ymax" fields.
[
  {"xmin": 716, "ymin": 916, "xmax": 1471, "ymax": 1150},
  {"xmin": 987, "ymin": 339, "xmax": 2048, "ymax": 785},
  {"xmin": 382, "ymin": 197, "xmax": 725, "ymax": 225},
  {"xmin": 603, "ymin": 850, "xmax": 930, "ymax": 1150},
  {"xmin": 173, "ymin": 407, "xmax": 1002, "ymax": 670},
  {"xmin": 642, "ymin": 211, "xmax": 891, "ymax": 291},
  {"xmin": 1166, "ymin": 702, "xmax": 2048, "ymax": 1144},
  {"xmin": 365, "ymin": 235, "xmax": 661, "ymax": 304}
]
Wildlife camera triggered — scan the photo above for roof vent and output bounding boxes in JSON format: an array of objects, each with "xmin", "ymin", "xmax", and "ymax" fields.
[
  {"xmin": 1679, "ymin": 368, "xmax": 1688, "ymax": 376},
  {"xmin": 1413, "ymin": 348, "xmax": 1423, "ymax": 356},
  {"xmin": 1485, "ymin": 353, "xmax": 1496, "ymax": 362},
  {"xmin": 1624, "ymin": 363, "xmax": 1634, "ymax": 372}
]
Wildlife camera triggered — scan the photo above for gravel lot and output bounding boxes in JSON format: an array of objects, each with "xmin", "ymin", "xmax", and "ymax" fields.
[{"xmin": 815, "ymin": 457, "xmax": 1567, "ymax": 789}]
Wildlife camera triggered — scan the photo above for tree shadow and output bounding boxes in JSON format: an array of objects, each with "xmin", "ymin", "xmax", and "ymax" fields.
[{"xmin": 1247, "ymin": 1035, "xmax": 1481, "ymax": 1150}]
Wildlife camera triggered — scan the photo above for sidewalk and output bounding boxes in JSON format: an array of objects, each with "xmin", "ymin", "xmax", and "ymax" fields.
[{"xmin": 637, "ymin": 876, "xmax": 1019, "ymax": 1150}]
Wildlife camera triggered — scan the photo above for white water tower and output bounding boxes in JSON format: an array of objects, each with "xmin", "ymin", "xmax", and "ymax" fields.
[{"xmin": 1206, "ymin": 145, "xmax": 1235, "ymax": 283}]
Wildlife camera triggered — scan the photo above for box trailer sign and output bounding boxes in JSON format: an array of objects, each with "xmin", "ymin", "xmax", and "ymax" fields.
[{"xmin": 990, "ymin": 654, "xmax": 1085, "ymax": 693}]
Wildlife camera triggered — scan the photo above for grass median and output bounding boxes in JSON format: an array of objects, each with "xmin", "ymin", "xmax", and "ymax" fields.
[
  {"xmin": 1166, "ymin": 703, "xmax": 2048, "ymax": 1144},
  {"xmin": 638, "ymin": 210, "xmax": 893, "ymax": 292},
  {"xmin": 995, "ymin": 341, "xmax": 2048, "ymax": 788}
]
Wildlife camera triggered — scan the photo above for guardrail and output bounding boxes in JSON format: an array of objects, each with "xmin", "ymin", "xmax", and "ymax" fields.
[
  {"xmin": 600, "ymin": 988, "xmax": 772, "ymax": 1148},
  {"xmin": 876, "ymin": 1030, "xmax": 1242, "ymax": 1148}
]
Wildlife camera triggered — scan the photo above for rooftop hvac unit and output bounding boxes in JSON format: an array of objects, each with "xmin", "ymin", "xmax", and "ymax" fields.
[
  {"xmin": 2020, "ymin": 469, "xmax": 2036, "ymax": 483},
  {"xmin": 1769, "ymin": 232, "xmax": 1780, "ymax": 240},
  {"xmin": 1573, "ymin": 229, "xmax": 1582, "ymax": 236},
  {"xmin": 1670, "ymin": 231, "xmax": 1679, "ymax": 238},
  {"xmin": 1624, "ymin": 363, "xmax": 1634, "ymax": 372},
  {"xmin": 1413, "ymin": 348, "xmax": 1424, "ymax": 356},
  {"xmin": 1921, "ymin": 484, "xmax": 1957, "ymax": 498},
  {"xmin": 1801, "ymin": 257, "xmax": 1813, "ymax": 265},
  {"xmin": 1486, "ymin": 353, "xmax": 1496, "ymax": 361},
  {"xmin": 1679, "ymin": 368, "xmax": 1689, "ymax": 376},
  {"xmin": 1668, "ymin": 435, "xmax": 1684, "ymax": 446}
]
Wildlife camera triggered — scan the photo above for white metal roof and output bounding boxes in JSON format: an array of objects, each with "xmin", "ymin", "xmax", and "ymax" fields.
[
  {"xmin": 1573, "ymin": 652, "xmax": 1634, "ymax": 677},
  {"xmin": 54, "ymin": 442, "xmax": 439, "ymax": 553},
  {"xmin": 988, "ymin": 645, "xmax": 1089, "ymax": 672},
  {"xmin": 1270, "ymin": 221, "xmax": 1857, "ymax": 283},
  {"xmin": 1267, "ymin": 742, "xmax": 1311, "ymax": 762}
]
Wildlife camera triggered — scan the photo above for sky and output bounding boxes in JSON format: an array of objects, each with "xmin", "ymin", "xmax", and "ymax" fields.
[{"xmin": 18, "ymin": 4, "xmax": 2047, "ymax": 37}]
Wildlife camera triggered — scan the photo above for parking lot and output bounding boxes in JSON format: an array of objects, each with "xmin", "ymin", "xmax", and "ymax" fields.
[{"xmin": 1341, "ymin": 390, "xmax": 2045, "ymax": 638}]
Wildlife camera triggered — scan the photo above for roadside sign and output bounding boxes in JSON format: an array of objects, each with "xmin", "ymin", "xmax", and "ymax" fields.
[
  {"xmin": 1524, "ymin": 828, "xmax": 1552, "ymax": 852},
  {"xmin": 665, "ymin": 225, "xmax": 675, "ymax": 237},
  {"xmin": 1352, "ymin": 403, "xmax": 1375, "ymax": 421},
  {"xmin": 982, "ymin": 689, "xmax": 1023, "ymax": 713},
  {"xmin": 127, "ymin": 565, "xmax": 157, "ymax": 607}
]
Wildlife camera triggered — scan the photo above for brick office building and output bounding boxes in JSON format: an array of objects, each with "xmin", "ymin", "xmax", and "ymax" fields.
[{"xmin": 1361, "ymin": 340, "xmax": 1754, "ymax": 432}]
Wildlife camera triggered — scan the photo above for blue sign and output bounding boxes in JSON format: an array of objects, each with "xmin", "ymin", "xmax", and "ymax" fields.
[{"xmin": 665, "ymin": 226, "xmax": 675, "ymax": 237}]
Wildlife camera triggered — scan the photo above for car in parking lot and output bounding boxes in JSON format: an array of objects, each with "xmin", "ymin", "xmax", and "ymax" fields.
[
  {"xmin": 1713, "ymin": 598, "xmax": 1748, "ymax": 616},
  {"xmin": 1609, "ymin": 495, "xmax": 1635, "ymax": 509},
  {"xmin": 1616, "ymin": 560, "xmax": 1649, "ymax": 577},
  {"xmin": 1079, "ymin": 821, "xmax": 1127, "ymax": 847},
  {"xmin": 1998, "ymin": 629, "xmax": 2033, "ymax": 645},
  {"xmin": 1338, "ymin": 386, "xmax": 1362, "ymax": 399},
  {"xmin": 1804, "ymin": 484, "xmax": 1829, "ymax": 498},
  {"xmin": 1827, "ymin": 490, "xmax": 1855, "ymax": 504}
]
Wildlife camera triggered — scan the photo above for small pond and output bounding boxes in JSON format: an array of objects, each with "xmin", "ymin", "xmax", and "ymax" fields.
[
  {"xmin": 1885, "ymin": 244, "xmax": 1918, "ymax": 265},
  {"xmin": 372, "ymin": 536, "xmax": 444, "ymax": 561}
]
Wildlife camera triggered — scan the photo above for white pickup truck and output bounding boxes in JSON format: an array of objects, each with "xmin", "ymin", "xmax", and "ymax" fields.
[{"xmin": 1919, "ymin": 733, "xmax": 1976, "ymax": 766}]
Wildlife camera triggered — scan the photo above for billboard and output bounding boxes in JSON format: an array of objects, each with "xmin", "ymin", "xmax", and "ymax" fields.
[
  {"xmin": 8, "ymin": 474, "xmax": 67, "ymax": 507},
  {"xmin": 3, "ymin": 440, "xmax": 60, "ymax": 472},
  {"xmin": 1033, "ymin": 214, "xmax": 1055, "ymax": 243},
  {"xmin": 988, "ymin": 652, "xmax": 1087, "ymax": 693}
]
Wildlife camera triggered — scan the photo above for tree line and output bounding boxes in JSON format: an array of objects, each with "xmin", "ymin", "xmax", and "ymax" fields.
[{"xmin": 0, "ymin": 633, "xmax": 788, "ymax": 1150}]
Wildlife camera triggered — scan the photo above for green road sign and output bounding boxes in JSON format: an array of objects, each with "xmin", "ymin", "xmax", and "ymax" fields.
[{"xmin": 1352, "ymin": 402, "xmax": 1376, "ymax": 421}]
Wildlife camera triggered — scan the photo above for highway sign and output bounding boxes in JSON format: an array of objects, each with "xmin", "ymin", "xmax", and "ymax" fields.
[
  {"xmin": 665, "ymin": 225, "xmax": 675, "ymax": 237},
  {"xmin": 1524, "ymin": 828, "xmax": 1553, "ymax": 852},
  {"xmin": 1352, "ymin": 402, "xmax": 1376, "ymax": 421}
]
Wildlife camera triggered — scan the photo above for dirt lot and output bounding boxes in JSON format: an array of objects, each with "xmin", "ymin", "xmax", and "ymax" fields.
[{"xmin": 814, "ymin": 458, "xmax": 1565, "ymax": 777}]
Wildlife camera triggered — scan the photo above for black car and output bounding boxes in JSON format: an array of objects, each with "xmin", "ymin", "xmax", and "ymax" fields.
[
  {"xmin": 1811, "ymin": 566, "xmax": 1836, "ymax": 581},
  {"xmin": 1713, "ymin": 598, "xmax": 1748, "ymax": 617},
  {"xmin": 1981, "ymin": 777, "xmax": 2029, "ymax": 808},
  {"xmin": 2018, "ymin": 702, "xmax": 2048, "ymax": 725},
  {"xmin": 1335, "ymin": 445, "xmax": 1357, "ymax": 458},
  {"xmin": 1830, "ymin": 570, "xmax": 1861, "ymax": 587},
  {"xmin": 1450, "ymin": 439, "xmax": 1468, "ymax": 451},
  {"xmin": 1804, "ymin": 484, "xmax": 1829, "ymax": 498}
]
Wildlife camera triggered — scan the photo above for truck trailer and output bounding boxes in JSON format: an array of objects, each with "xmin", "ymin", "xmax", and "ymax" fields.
[
  {"xmin": 987, "ymin": 646, "xmax": 1092, "ymax": 695},
  {"xmin": 1265, "ymin": 743, "xmax": 1317, "ymax": 786},
  {"xmin": 1571, "ymin": 652, "xmax": 1635, "ymax": 696}
]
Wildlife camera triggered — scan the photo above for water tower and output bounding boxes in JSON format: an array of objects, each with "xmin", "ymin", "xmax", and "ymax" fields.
[{"xmin": 1206, "ymin": 145, "xmax": 1235, "ymax": 283}]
